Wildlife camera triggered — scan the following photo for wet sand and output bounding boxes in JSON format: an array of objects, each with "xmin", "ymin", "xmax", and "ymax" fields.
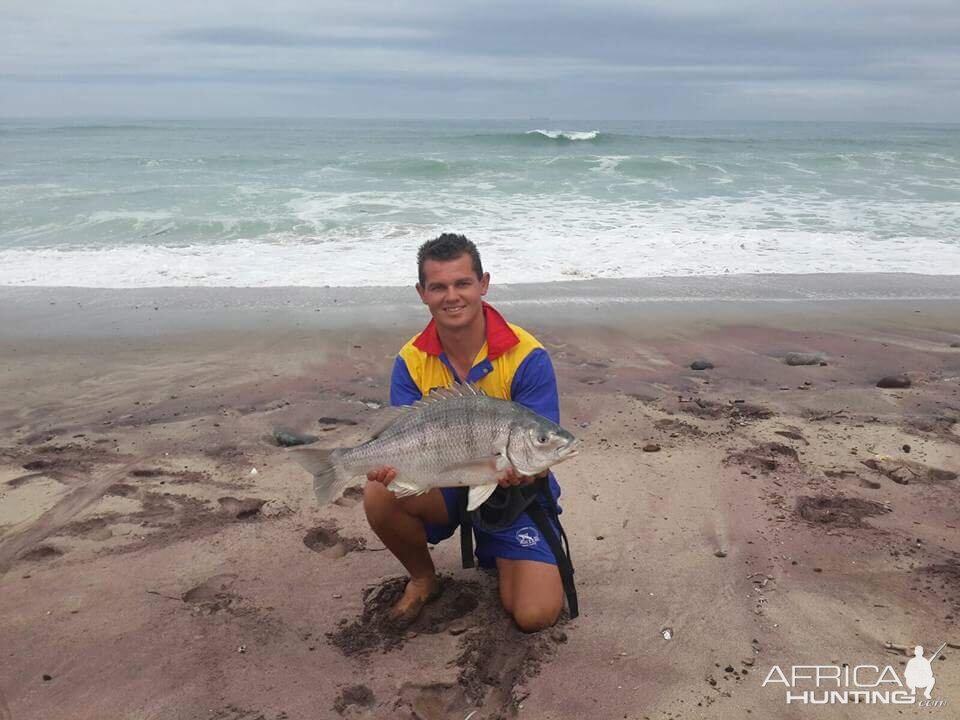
[{"xmin": 1, "ymin": 275, "xmax": 959, "ymax": 719}]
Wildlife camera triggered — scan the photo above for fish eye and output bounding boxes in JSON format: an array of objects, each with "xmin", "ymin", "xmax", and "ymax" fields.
[{"xmin": 538, "ymin": 435, "xmax": 547, "ymax": 444}]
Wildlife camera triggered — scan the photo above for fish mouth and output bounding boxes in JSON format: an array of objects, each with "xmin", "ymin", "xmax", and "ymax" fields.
[{"xmin": 559, "ymin": 438, "xmax": 580, "ymax": 459}]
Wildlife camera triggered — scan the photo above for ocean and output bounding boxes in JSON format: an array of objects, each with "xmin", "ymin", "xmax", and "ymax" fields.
[{"xmin": 1, "ymin": 119, "xmax": 958, "ymax": 287}]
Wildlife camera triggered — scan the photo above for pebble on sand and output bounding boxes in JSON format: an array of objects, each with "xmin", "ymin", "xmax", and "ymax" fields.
[
  {"xmin": 784, "ymin": 352, "xmax": 824, "ymax": 366},
  {"xmin": 876, "ymin": 375, "xmax": 911, "ymax": 389},
  {"xmin": 690, "ymin": 359, "xmax": 714, "ymax": 370},
  {"xmin": 643, "ymin": 443, "xmax": 661, "ymax": 452},
  {"xmin": 273, "ymin": 428, "xmax": 320, "ymax": 447},
  {"xmin": 448, "ymin": 620, "xmax": 471, "ymax": 636}
]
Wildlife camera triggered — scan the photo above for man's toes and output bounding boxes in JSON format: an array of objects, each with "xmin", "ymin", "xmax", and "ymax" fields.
[{"xmin": 387, "ymin": 577, "xmax": 441, "ymax": 626}]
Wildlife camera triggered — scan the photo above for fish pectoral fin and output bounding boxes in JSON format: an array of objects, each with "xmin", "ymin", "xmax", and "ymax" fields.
[
  {"xmin": 390, "ymin": 480, "xmax": 427, "ymax": 499},
  {"xmin": 467, "ymin": 483, "xmax": 499, "ymax": 512}
]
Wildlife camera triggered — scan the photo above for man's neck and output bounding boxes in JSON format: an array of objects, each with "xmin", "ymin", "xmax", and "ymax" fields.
[{"xmin": 437, "ymin": 312, "xmax": 487, "ymax": 376}]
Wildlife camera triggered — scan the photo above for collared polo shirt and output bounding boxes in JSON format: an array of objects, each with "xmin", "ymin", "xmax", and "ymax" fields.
[
  {"xmin": 389, "ymin": 302, "xmax": 559, "ymax": 426},
  {"xmin": 390, "ymin": 301, "xmax": 564, "ymax": 541}
]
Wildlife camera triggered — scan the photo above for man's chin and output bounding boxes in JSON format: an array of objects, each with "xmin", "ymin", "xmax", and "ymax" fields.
[
  {"xmin": 435, "ymin": 306, "xmax": 480, "ymax": 329},
  {"xmin": 436, "ymin": 317, "xmax": 470, "ymax": 331}
]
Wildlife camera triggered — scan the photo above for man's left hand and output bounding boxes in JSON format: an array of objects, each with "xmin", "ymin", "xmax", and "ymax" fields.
[{"xmin": 496, "ymin": 467, "xmax": 548, "ymax": 488}]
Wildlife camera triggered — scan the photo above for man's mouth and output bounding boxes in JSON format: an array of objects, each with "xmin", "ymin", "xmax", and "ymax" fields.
[{"xmin": 443, "ymin": 305, "xmax": 466, "ymax": 315}]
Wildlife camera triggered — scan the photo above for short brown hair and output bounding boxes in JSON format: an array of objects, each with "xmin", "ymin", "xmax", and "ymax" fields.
[{"xmin": 416, "ymin": 233, "xmax": 483, "ymax": 286}]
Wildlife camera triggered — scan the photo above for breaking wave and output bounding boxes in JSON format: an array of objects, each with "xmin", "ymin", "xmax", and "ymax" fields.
[{"xmin": 525, "ymin": 129, "xmax": 600, "ymax": 142}]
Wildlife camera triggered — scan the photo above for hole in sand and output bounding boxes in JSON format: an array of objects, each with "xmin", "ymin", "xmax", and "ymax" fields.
[
  {"xmin": 217, "ymin": 497, "xmax": 266, "ymax": 519},
  {"xmin": 327, "ymin": 576, "xmax": 481, "ymax": 656},
  {"xmin": 318, "ymin": 417, "xmax": 358, "ymax": 427},
  {"xmin": 6, "ymin": 473, "xmax": 44, "ymax": 489},
  {"xmin": 333, "ymin": 684, "xmax": 375, "ymax": 714},
  {"xmin": 303, "ymin": 523, "xmax": 364, "ymax": 556},
  {"xmin": 304, "ymin": 526, "xmax": 340, "ymax": 550},
  {"xmin": 396, "ymin": 682, "xmax": 463, "ymax": 720},
  {"xmin": 106, "ymin": 483, "xmax": 138, "ymax": 497},
  {"xmin": 333, "ymin": 485, "xmax": 364, "ymax": 507},
  {"xmin": 129, "ymin": 468, "xmax": 166, "ymax": 478},
  {"xmin": 796, "ymin": 495, "xmax": 890, "ymax": 528},
  {"xmin": 20, "ymin": 545, "xmax": 64, "ymax": 561},
  {"xmin": 182, "ymin": 573, "xmax": 240, "ymax": 613}
]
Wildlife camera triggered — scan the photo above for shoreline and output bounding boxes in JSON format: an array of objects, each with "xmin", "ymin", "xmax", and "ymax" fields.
[{"xmin": 3, "ymin": 272, "xmax": 960, "ymax": 341}]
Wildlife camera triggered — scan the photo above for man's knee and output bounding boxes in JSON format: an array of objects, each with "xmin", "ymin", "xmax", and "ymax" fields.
[
  {"xmin": 511, "ymin": 600, "xmax": 562, "ymax": 633},
  {"xmin": 363, "ymin": 481, "xmax": 395, "ymax": 525},
  {"xmin": 507, "ymin": 593, "xmax": 563, "ymax": 632}
]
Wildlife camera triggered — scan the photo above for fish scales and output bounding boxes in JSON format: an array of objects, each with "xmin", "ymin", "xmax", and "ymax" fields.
[
  {"xmin": 292, "ymin": 386, "xmax": 579, "ymax": 509},
  {"xmin": 347, "ymin": 395, "xmax": 508, "ymax": 478}
]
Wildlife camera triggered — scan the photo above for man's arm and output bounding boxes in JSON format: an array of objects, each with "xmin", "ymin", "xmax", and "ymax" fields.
[
  {"xmin": 510, "ymin": 348, "xmax": 560, "ymax": 424},
  {"xmin": 390, "ymin": 355, "xmax": 423, "ymax": 407},
  {"xmin": 371, "ymin": 356, "xmax": 423, "ymax": 485},
  {"xmin": 502, "ymin": 348, "xmax": 560, "ymax": 486}
]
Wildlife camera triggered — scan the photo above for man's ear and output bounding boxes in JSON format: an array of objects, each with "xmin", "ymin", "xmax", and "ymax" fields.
[
  {"xmin": 480, "ymin": 272, "xmax": 490, "ymax": 296},
  {"xmin": 415, "ymin": 283, "xmax": 426, "ymax": 303}
]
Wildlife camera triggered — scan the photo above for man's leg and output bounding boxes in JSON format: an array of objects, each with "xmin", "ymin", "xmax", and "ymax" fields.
[
  {"xmin": 363, "ymin": 481, "xmax": 450, "ymax": 623},
  {"xmin": 496, "ymin": 557, "xmax": 563, "ymax": 632}
]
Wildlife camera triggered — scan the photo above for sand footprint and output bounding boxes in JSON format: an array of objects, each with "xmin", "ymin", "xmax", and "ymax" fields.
[
  {"xmin": 182, "ymin": 573, "xmax": 240, "ymax": 614},
  {"xmin": 303, "ymin": 522, "xmax": 365, "ymax": 559}
]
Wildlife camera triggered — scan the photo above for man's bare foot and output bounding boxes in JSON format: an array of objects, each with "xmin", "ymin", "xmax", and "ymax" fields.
[{"xmin": 388, "ymin": 575, "xmax": 441, "ymax": 627}]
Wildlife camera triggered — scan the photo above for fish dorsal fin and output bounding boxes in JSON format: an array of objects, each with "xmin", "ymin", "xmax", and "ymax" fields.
[
  {"xmin": 368, "ymin": 406, "xmax": 410, "ymax": 439},
  {"xmin": 411, "ymin": 382, "xmax": 486, "ymax": 408},
  {"xmin": 367, "ymin": 383, "xmax": 488, "ymax": 439}
]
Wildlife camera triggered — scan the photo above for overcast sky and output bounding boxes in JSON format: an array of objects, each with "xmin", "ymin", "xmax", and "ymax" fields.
[{"xmin": 2, "ymin": 0, "xmax": 958, "ymax": 121}]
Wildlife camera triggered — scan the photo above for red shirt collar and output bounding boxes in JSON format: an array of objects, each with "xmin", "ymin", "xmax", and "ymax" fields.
[{"xmin": 413, "ymin": 302, "xmax": 519, "ymax": 360}]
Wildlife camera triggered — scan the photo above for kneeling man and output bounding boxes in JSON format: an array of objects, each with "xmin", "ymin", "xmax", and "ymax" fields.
[{"xmin": 364, "ymin": 234, "xmax": 574, "ymax": 632}]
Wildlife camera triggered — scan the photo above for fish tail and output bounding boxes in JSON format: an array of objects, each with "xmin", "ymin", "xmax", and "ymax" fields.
[{"xmin": 290, "ymin": 447, "xmax": 352, "ymax": 504}]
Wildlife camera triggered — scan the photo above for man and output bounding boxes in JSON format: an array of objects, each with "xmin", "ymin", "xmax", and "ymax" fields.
[{"xmin": 363, "ymin": 234, "xmax": 571, "ymax": 632}]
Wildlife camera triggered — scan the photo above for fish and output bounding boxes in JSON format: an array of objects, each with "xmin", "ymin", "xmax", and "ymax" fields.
[{"xmin": 292, "ymin": 383, "xmax": 579, "ymax": 511}]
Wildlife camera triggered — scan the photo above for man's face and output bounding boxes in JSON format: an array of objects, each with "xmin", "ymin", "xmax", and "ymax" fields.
[{"xmin": 416, "ymin": 254, "xmax": 490, "ymax": 332}]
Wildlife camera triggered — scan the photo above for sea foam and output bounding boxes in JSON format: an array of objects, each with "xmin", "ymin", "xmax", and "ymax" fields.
[
  {"xmin": 526, "ymin": 129, "xmax": 600, "ymax": 141},
  {"xmin": 2, "ymin": 119, "xmax": 959, "ymax": 288}
]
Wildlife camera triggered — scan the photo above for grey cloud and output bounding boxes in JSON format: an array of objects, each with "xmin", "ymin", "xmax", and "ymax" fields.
[
  {"xmin": 1, "ymin": 0, "xmax": 959, "ymax": 120},
  {"xmin": 169, "ymin": 24, "xmax": 430, "ymax": 47},
  {"xmin": 171, "ymin": 27, "xmax": 335, "ymax": 47}
]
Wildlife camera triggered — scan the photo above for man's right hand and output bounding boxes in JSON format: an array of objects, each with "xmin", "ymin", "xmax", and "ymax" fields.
[{"xmin": 367, "ymin": 467, "xmax": 397, "ymax": 485}]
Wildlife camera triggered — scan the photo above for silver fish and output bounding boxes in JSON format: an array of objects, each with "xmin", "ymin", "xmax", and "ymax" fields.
[{"xmin": 293, "ymin": 384, "xmax": 579, "ymax": 510}]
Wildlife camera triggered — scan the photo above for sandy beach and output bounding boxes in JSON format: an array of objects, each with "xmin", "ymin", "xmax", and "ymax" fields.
[{"xmin": 1, "ymin": 274, "xmax": 959, "ymax": 720}]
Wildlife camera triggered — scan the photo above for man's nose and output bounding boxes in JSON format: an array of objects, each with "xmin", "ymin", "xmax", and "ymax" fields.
[{"xmin": 444, "ymin": 286, "xmax": 459, "ymax": 302}]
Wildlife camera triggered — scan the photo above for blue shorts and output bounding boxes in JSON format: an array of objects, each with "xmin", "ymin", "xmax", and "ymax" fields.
[{"xmin": 424, "ymin": 485, "xmax": 562, "ymax": 569}]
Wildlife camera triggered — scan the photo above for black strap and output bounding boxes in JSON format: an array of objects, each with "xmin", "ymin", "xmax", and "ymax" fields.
[
  {"xmin": 526, "ymin": 501, "xmax": 579, "ymax": 619},
  {"xmin": 458, "ymin": 481, "xmax": 578, "ymax": 619},
  {"xmin": 458, "ymin": 487, "xmax": 475, "ymax": 569}
]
